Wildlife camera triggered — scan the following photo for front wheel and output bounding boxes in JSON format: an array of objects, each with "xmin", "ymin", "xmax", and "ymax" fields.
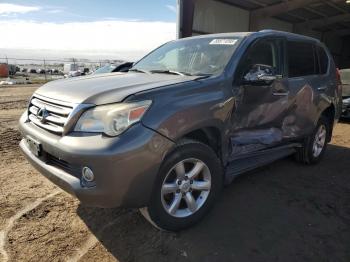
[
  {"xmin": 295, "ymin": 116, "xmax": 330, "ymax": 164},
  {"xmin": 140, "ymin": 139, "xmax": 223, "ymax": 231}
]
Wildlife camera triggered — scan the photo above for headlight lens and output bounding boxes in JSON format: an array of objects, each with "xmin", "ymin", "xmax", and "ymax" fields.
[{"xmin": 74, "ymin": 100, "xmax": 152, "ymax": 136}]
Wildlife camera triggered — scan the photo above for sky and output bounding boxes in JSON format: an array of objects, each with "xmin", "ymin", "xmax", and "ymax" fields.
[{"xmin": 0, "ymin": 1, "xmax": 178, "ymax": 61}]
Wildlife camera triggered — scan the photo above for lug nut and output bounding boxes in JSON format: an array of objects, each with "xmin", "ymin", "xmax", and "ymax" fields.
[{"xmin": 177, "ymin": 180, "xmax": 182, "ymax": 185}]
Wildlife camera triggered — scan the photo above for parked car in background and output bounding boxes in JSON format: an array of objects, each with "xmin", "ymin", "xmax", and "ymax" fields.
[
  {"xmin": 19, "ymin": 31, "xmax": 341, "ymax": 231},
  {"xmin": 93, "ymin": 62, "xmax": 133, "ymax": 74},
  {"xmin": 21, "ymin": 68, "xmax": 28, "ymax": 73},
  {"xmin": 65, "ymin": 70, "xmax": 83, "ymax": 78},
  {"xmin": 29, "ymin": 68, "xmax": 37, "ymax": 74},
  {"xmin": 340, "ymin": 69, "xmax": 350, "ymax": 117}
]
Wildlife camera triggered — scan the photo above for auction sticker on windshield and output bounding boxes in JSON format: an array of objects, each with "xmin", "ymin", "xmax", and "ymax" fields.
[{"xmin": 210, "ymin": 39, "xmax": 237, "ymax": 45}]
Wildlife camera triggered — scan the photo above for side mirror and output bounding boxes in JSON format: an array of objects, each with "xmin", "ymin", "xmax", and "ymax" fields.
[{"xmin": 243, "ymin": 64, "xmax": 277, "ymax": 85}]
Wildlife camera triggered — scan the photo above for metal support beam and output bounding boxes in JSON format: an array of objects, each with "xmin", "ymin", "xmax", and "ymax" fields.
[
  {"xmin": 296, "ymin": 13, "xmax": 350, "ymax": 30},
  {"xmin": 179, "ymin": 0, "xmax": 196, "ymax": 38},
  {"xmin": 251, "ymin": 0, "xmax": 317, "ymax": 19},
  {"xmin": 333, "ymin": 28, "xmax": 350, "ymax": 36},
  {"xmin": 249, "ymin": 0, "xmax": 318, "ymax": 31}
]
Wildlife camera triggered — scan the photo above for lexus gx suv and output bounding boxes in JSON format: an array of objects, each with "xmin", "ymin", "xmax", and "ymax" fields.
[{"xmin": 19, "ymin": 30, "xmax": 341, "ymax": 231}]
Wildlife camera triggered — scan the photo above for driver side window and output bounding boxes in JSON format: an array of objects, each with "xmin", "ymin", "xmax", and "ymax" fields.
[{"xmin": 237, "ymin": 38, "xmax": 282, "ymax": 82}]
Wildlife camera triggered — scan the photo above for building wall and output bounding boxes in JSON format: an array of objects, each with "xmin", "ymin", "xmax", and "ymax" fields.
[
  {"xmin": 192, "ymin": 0, "xmax": 249, "ymax": 34},
  {"xmin": 0, "ymin": 64, "xmax": 9, "ymax": 78},
  {"xmin": 253, "ymin": 17, "xmax": 293, "ymax": 32},
  {"xmin": 341, "ymin": 37, "xmax": 350, "ymax": 68},
  {"xmin": 188, "ymin": 0, "xmax": 347, "ymax": 67}
]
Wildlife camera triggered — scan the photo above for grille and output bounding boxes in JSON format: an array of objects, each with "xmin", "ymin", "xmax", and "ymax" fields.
[
  {"xmin": 46, "ymin": 154, "xmax": 81, "ymax": 178},
  {"xmin": 28, "ymin": 96, "xmax": 73, "ymax": 134}
]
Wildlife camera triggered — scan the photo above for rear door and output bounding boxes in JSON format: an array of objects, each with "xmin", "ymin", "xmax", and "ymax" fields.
[{"xmin": 286, "ymin": 40, "xmax": 331, "ymax": 138}]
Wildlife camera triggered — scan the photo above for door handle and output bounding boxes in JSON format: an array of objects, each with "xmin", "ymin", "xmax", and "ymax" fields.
[
  {"xmin": 272, "ymin": 91, "xmax": 289, "ymax": 96},
  {"xmin": 317, "ymin": 86, "xmax": 327, "ymax": 91}
]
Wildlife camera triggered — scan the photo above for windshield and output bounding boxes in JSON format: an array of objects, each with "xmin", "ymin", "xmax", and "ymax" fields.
[
  {"xmin": 133, "ymin": 37, "xmax": 241, "ymax": 76},
  {"xmin": 94, "ymin": 64, "xmax": 117, "ymax": 74}
]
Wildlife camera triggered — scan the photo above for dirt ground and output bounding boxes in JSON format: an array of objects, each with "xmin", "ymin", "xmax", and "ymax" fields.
[{"xmin": 0, "ymin": 84, "xmax": 349, "ymax": 262}]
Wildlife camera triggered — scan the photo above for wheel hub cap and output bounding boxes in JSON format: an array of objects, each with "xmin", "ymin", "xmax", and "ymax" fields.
[
  {"xmin": 161, "ymin": 158, "xmax": 212, "ymax": 218},
  {"xmin": 179, "ymin": 180, "xmax": 191, "ymax": 193}
]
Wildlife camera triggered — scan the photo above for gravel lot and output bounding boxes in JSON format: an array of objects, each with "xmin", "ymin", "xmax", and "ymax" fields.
[{"xmin": 0, "ymin": 84, "xmax": 349, "ymax": 262}]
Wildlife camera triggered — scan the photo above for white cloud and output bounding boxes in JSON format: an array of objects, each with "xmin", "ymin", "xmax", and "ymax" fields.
[
  {"xmin": 0, "ymin": 20, "xmax": 176, "ymax": 60},
  {"xmin": 0, "ymin": 3, "xmax": 41, "ymax": 15},
  {"xmin": 166, "ymin": 5, "xmax": 177, "ymax": 13},
  {"xmin": 47, "ymin": 9, "xmax": 63, "ymax": 14}
]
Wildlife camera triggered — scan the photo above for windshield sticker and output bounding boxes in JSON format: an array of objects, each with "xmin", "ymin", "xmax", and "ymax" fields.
[{"xmin": 210, "ymin": 39, "xmax": 237, "ymax": 45}]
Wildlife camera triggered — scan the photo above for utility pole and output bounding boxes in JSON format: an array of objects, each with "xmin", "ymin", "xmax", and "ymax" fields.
[
  {"xmin": 43, "ymin": 59, "xmax": 47, "ymax": 82},
  {"xmin": 6, "ymin": 55, "xmax": 9, "ymax": 79}
]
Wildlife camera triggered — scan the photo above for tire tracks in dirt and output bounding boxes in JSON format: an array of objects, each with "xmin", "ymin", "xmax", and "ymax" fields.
[
  {"xmin": 66, "ymin": 218, "xmax": 120, "ymax": 262},
  {"xmin": 0, "ymin": 190, "xmax": 61, "ymax": 262}
]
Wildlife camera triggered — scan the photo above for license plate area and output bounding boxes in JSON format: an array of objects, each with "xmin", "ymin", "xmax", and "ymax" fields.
[{"xmin": 26, "ymin": 137, "xmax": 42, "ymax": 157}]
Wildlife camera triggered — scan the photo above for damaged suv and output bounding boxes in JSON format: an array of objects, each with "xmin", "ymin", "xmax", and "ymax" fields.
[{"xmin": 19, "ymin": 30, "xmax": 341, "ymax": 231}]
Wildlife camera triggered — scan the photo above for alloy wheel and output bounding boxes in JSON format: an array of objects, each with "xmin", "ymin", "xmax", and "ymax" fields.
[
  {"xmin": 160, "ymin": 158, "xmax": 211, "ymax": 218},
  {"xmin": 312, "ymin": 124, "xmax": 327, "ymax": 158}
]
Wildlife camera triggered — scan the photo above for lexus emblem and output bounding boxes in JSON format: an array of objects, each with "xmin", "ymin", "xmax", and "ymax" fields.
[{"xmin": 37, "ymin": 107, "xmax": 49, "ymax": 123}]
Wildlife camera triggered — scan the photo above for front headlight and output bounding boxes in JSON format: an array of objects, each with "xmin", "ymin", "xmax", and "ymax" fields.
[{"xmin": 74, "ymin": 100, "xmax": 152, "ymax": 136}]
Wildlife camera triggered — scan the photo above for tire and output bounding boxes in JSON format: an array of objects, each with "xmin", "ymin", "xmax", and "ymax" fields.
[
  {"xmin": 295, "ymin": 116, "xmax": 330, "ymax": 164},
  {"xmin": 140, "ymin": 139, "xmax": 223, "ymax": 231}
]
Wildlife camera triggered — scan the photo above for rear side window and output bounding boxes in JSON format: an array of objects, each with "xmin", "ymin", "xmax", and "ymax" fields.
[
  {"xmin": 287, "ymin": 41, "xmax": 317, "ymax": 78},
  {"xmin": 317, "ymin": 46, "xmax": 329, "ymax": 74}
]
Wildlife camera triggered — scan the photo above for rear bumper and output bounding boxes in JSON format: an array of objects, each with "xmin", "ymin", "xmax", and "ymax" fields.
[{"xmin": 19, "ymin": 112, "xmax": 174, "ymax": 208}]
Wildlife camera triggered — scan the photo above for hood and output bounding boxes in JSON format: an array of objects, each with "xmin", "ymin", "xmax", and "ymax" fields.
[{"xmin": 35, "ymin": 72, "xmax": 198, "ymax": 105}]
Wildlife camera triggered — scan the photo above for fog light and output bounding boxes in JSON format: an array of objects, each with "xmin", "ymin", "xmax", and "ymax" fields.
[{"xmin": 82, "ymin": 167, "xmax": 94, "ymax": 182}]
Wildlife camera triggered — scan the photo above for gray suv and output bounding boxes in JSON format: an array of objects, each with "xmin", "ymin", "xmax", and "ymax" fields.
[{"xmin": 19, "ymin": 30, "xmax": 342, "ymax": 231}]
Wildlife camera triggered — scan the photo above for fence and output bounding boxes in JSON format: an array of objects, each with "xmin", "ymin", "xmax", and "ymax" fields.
[{"xmin": 0, "ymin": 56, "xmax": 125, "ymax": 83}]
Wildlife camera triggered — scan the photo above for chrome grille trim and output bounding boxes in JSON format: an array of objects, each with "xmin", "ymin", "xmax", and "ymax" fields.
[
  {"xmin": 31, "ymin": 98, "xmax": 71, "ymax": 116},
  {"xmin": 29, "ymin": 114, "xmax": 65, "ymax": 133},
  {"xmin": 28, "ymin": 95, "xmax": 74, "ymax": 134},
  {"xmin": 27, "ymin": 94, "xmax": 94, "ymax": 135}
]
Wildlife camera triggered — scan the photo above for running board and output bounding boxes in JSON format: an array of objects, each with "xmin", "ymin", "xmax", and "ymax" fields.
[{"xmin": 224, "ymin": 144, "xmax": 301, "ymax": 185}]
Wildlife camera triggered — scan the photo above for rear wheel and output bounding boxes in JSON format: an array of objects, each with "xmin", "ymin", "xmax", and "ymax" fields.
[
  {"xmin": 140, "ymin": 139, "xmax": 223, "ymax": 231},
  {"xmin": 295, "ymin": 116, "xmax": 330, "ymax": 164}
]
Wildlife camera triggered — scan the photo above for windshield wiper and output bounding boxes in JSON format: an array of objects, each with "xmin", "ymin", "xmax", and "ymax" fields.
[
  {"xmin": 149, "ymin": 69, "xmax": 187, "ymax": 76},
  {"xmin": 129, "ymin": 68, "xmax": 149, "ymax": 74}
]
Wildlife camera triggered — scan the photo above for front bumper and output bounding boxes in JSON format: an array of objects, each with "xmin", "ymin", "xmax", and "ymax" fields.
[{"xmin": 19, "ymin": 112, "xmax": 174, "ymax": 208}]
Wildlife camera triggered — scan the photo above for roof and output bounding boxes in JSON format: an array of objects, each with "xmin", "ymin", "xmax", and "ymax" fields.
[{"xmin": 182, "ymin": 30, "xmax": 321, "ymax": 43}]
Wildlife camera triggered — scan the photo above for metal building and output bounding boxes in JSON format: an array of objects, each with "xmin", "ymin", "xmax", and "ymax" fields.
[{"xmin": 177, "ymin": 0, "xmax": 350, "ymax": 68}]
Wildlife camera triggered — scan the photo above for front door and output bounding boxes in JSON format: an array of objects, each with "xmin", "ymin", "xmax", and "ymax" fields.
[{"xmin": 230, "ymin": 37, "xmax": 289, "ymax": 156}]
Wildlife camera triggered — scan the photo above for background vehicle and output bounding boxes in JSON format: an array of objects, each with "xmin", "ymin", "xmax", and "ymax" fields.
[
  {"xmin": 93, "ymin": 62, "xmax": 133, "ymax": 74},
  {"xmin": 19, "ymin": 31, "xmax": 341, "ymax": 231},
  {"xmin": 340, "ymin": 69, "xmax": 350, "ymax": 118}
]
